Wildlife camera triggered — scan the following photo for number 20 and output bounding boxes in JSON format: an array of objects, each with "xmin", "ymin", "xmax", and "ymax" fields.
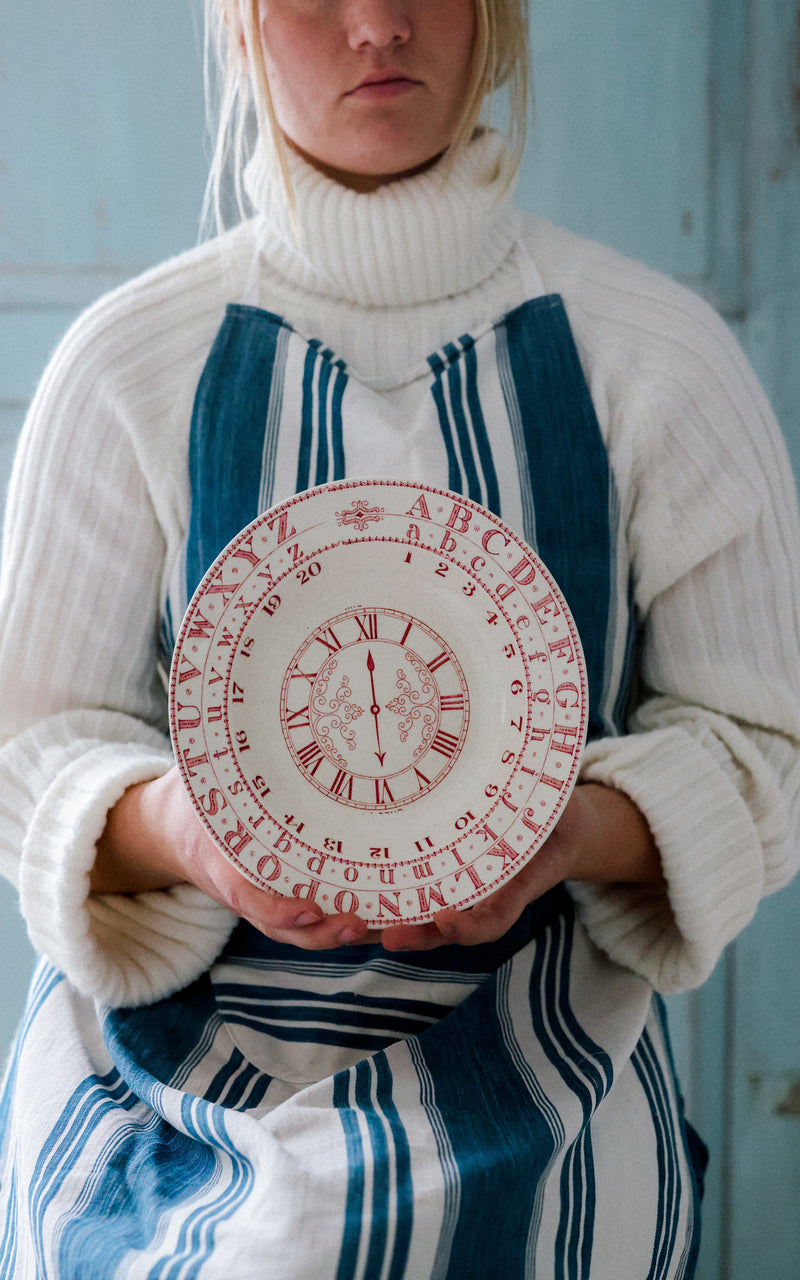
[{"xmin": 296, "ymin": 562, "xmax": 321, "ymax": 586}]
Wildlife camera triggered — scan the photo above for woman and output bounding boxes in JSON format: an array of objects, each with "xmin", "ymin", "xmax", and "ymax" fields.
[{"xmin": 0, "ymin": 1, "xmax": 798, "ymax": 1276}]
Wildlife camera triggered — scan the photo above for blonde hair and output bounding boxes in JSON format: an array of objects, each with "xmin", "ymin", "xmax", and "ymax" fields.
[{"xmin": 202, "ymin": 0, "xmax": 529, "ymax": 235}]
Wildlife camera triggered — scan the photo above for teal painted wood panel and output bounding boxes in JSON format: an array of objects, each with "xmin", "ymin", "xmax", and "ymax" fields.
[
  {"xmin": 524, "ymin": 0, "xmax": 712, "ymax": 280},
  {"xmin": 730, "ymin": 888, "xmax": 800, "ymax": 1279},
  {"xmin": 0, "ymin": 311, "xmax": 86, "ymax": 402},
  {"xmin": 0, "ymin": 1, "xmax": 209, "ymax": 410},
  {"xmin": 1, "ymin": 2, "xmax": 208, "ymax": 270},
  {"xmin": 736, "ymin": 0, "xmax": 800, "ymax": 469}
]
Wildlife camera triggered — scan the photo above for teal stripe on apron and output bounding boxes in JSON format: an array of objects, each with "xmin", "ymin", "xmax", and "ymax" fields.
[
  {"xmin": 499, "ymin": 297, "xmax": 615, "ymax": 741},
  {"xmin": 186, "ymin": 305, "xmax": 290, "ymax": 599},
  {"xmin": 461, "ymin": 334, "xmax": 501, "ymax": 516}
]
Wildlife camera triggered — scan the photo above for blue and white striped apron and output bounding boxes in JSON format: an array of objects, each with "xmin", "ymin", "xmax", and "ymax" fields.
[{"xmin": 0, "ymin": 254, "xmax": 704, "ymax": 1279}]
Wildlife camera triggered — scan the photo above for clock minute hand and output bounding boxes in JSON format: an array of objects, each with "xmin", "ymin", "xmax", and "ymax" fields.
[{"xmin": 366, "ymin": 650, "xmax": 386, "ymax": 765}]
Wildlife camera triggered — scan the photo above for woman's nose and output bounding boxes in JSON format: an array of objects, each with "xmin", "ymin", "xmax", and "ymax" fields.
[{"xmin": 344, "ymin": 0, "xmax": 412, "ymax": 51}]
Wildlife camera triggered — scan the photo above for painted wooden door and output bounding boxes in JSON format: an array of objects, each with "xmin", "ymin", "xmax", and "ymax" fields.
[{"xmin": 1, "ymin": 3, "xmax": 798, "ymax": 1275}]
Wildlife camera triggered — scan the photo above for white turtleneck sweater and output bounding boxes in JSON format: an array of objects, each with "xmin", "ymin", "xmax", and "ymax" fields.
[{"xmin": 1, "ymin": 134, "xmax": 798, "ymax": 1007}]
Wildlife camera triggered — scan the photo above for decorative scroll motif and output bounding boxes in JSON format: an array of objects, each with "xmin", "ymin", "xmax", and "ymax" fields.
[
  {"xmin": 335, "ymin": 500, "xmax": 385, "ymax": 531},
  {"xmin": 385, "ymin": 654, "xmax": 438, "ymax": 752},
  {"xmin": 310, "ymin": 663, "xmax": 364, "ymax": 767}
]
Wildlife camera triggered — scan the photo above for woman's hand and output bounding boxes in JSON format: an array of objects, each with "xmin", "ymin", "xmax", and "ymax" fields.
[
  {"xmin": 91, "ymin": 768, "xmax": 370, "ymax": 950},
  {"xmin": 93, "ymin": 775, "xmax": 661, "ymax": 954},
  {"xmin": 378, "ymin": 782, "xmax": 664, "ymax": 952}
]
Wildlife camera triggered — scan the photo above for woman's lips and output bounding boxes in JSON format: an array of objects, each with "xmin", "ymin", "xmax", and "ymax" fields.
[{"xmin": 346, "ymin": 75, "xmax": 421, "ymax": 100}]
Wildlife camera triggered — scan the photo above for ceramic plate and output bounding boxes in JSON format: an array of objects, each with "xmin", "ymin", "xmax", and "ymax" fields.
[{"xmin": 170, "ymin": 480, "xmax": 588, "ymax": 925}]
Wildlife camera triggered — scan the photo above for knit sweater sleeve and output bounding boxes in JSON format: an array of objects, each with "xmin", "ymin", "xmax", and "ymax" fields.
[
  {"xmin": 0, "ymin": 273, "xmax": 237, "ymax": 1008},
  {"xmin": 562, "ymin": 254, "xmax": 800, "ymax": 994}
]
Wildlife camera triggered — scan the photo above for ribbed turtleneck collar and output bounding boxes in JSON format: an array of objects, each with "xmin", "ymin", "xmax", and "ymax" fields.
[{"xmin": 243, "ymin": 130, "xmax": 521, "ymax": 310}]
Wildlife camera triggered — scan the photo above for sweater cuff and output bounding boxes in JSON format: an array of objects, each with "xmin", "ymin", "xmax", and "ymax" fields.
[
  {"xmin": 573, "ymin": 727, "xmax": 764, "ymax": 993},
  {"xmin": 19, "ymin": 742, "xmax": 236, "ymax": 1006}
]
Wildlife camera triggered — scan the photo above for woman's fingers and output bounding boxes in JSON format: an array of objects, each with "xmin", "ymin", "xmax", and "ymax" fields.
[
  {"xmin": 103, "ymin": 773, "xmax": 658, "ymax": 954},
  {"xmin": 379, "ymin": 920, "xmax": 450, "ymax": 951},
  {"xmin": 380, "ymin": 819, "xmax": 575, "ymax": 951},
  {"xmin": 380, "ymin": 783, "xmax": 663, "ymax": 952},
  {"xmin": 191, "ymin": 847, "xmax": 371, "ymax": 949}
]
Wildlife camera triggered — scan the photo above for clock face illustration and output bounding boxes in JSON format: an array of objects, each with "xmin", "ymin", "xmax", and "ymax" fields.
[
  {"xmin": 279, "ymin": 608, "xmax": 469, "ymax": 809},
  {"xmin": 170, "ymin": 480, "xmax": 588, "ymax": 925}
]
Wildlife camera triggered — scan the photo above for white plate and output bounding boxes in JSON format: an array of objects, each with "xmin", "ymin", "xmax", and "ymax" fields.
[{"xmin": 170, "ymin": 480, "xmax": 588, "ymax": 925}]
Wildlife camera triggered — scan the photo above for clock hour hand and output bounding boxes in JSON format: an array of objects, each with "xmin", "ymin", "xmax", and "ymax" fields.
[{"xmin": 366, "ymin": 650, "xmax": 386, "ymax": 765}]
